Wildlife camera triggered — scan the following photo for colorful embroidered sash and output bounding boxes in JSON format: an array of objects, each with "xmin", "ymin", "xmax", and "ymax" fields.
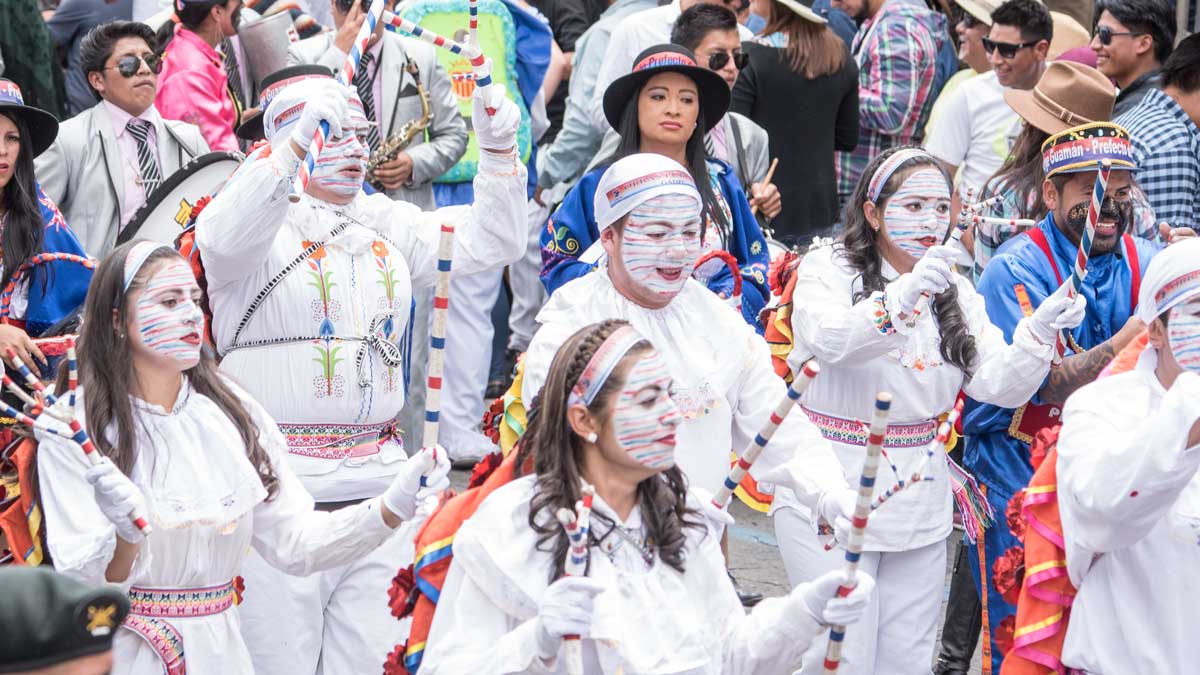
[
  {"xmin": 278, "ymin": 420, "xmax": 402, "ymax": 460},
  {"xmin": 121, "ymin": 580, "xmax": 237, "ymax": 675},
  {"xmin": 803, "ymin": 406, "xmax": 938, "ymax": 448}
]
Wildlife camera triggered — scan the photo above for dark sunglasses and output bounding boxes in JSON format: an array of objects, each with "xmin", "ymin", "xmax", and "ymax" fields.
[
  {"xmin": 1096, "ymin": 25, "xmax": 1146, "ymax": 46},
  {"xmin": 106, "ymin": 53, "xmax": 163, "ymax": 77},
  {"xmin": 981, "ymin": 37, "xmax": 1039, "ymax": 58},
  {"xmin": 708, "ymin": 50, "xmax": 750, "ymax": 71}
]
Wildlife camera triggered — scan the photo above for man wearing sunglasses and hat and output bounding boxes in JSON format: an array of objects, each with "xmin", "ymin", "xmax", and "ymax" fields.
[{"xmin": 35, "ymin": 20, "xmax": 210, "ymax": 258}]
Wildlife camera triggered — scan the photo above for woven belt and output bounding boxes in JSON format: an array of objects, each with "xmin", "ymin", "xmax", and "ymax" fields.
[
  {"xmin": 127, "ymin": 581, "xmax": 236, "ymax": 618},
  {"xmin": 802, "ymin": 407, "xmax": 937, "ymax": 448},
  {"xmin": 278, "ymin": 420, "xmax": 402, "ymax": 460}
]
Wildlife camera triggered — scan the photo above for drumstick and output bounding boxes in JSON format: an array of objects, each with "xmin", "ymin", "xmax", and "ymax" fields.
[
  {"xmin": 380, "ymin": 11, "xmax": 497, "ymax": 116},
  {"xmin": 712, "ymin": 360, "xmax": 819, "ymax": 509},
  {"xmin": 1054, "ymin": 160, "xmax": 1110, "ymax": 365},
  {"xmin": 749, "ymin": 158, "xmax": 779, "ymax": 218},
  {"xmin": 420, "ymin": 224, "xmax": 455, "ymax": 483},
  {"xmin": 291, "ymin": 0, "xmax": 386, "ymax": 202},
  {"xmin": 555, "ymin": 484, "xmax": 595, "ymax": 675},
  {"xmin": 822, "ymin": 392, "xmax": 891, "ymax": 675}
]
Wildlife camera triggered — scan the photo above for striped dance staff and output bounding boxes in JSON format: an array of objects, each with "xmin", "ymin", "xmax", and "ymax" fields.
[
  {"xmin": 822, "ymin": 392, "xmax": 891, "ymax": 675},
  {"xmin": 291, "ymin": 0, "xmax": 387, "ymax": 201},
  {"xmin": 711, "ymin": 360, "xmax": 819, "ymax": 509},
  {"xmin": 380, "ymin": 11, "xmax": 497, "ymax": 116},
  {"xmin": 554, "ymin": 484, "xmax": 595, "ymax": 675},
  {"xmin": 895, "ymin": 188, "xmax": 974, "ymax": 324},
  {"xmin": 420, "ymin": 224, "xmax": 455, "ymax": 483},
  {"xmin": 1053, "ymin": 159, "xmax": 1111, "ymax": 364},
  {"xmin": 3, "ymin": 347, "xmax": 152, "ymax": 536},
  {"xmin": 869, "ymin": 398, "xmax": 962, "ymax": 510},
  {"xmin": 468, "ymin": 0, "xmax": 478, "ymax": 46}
]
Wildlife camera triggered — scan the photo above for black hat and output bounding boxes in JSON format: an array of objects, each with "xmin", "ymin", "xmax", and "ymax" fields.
[
  {"xmin": 602, "ymin": 44, "xmax": 730, "ymax": 133},
  {"xmin": 0, "ymin": 567, "xmax": 130, "ymax": 672},
  {"xmin": 0, "ymin": 79, "xmax": 59, "ymax": 157},
  {"xmin": 235, "ymin": 64, "xmax": 333, "ymax": 142}
]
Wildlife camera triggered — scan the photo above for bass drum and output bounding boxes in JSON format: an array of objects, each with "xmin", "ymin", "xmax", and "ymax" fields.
[{"xmin": 119, "ymin": 151, "xmax": 244, "ymax": 246}]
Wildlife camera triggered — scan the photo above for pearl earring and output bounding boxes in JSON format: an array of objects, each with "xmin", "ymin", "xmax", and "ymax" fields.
[{"xmin": 585, "ymin": 432, "xmax": 598, "ymax": 443}]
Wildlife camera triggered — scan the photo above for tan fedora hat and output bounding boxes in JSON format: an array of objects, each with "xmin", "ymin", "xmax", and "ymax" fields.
[
  {"xmin": 953, "ymin": 0, "xmax": 1003, "ymax": 25},
  {"xmin": 1003, "ymin": 61, "xmax": 1116, "ymax": 134},
  {"xmin": 1049, "ymin": 11, "xmax": 1090, "ymax": 59},
  {"xmin": 773, "ymin": 0, "xmax": 828, "ymax": 24}
]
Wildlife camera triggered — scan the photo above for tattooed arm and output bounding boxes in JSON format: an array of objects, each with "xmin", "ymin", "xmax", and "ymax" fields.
[{"xmin": 1037, "ymin": 315, "xmax": 1145, "ymax": 404}]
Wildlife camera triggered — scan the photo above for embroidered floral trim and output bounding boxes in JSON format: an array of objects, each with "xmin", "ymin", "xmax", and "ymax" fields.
[{"xmin": 872, "ymin": 291, "xmax": 896, "ymax": 335}]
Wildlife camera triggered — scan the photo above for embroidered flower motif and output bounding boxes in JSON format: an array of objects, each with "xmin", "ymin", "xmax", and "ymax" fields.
[
  {"xmin": 750, "ymin": 240, "xmax": 762, "ymax": 256},
  {"xmin": 994, "ymin": 615, "xmax": 1016, "ymax": 656},
  {"xmin": 992, "ymin": 545, "xmax": 1025, "ymax": 606},
  {"xmin": 372, "ymin": 240, "xmax": 389, "ymax": 258},
  {"xmin": 1006, "ymin": 489, "xmax": 1027, "ymax": 544},
  {"xmin": 304, "ymin": 240, "xmax": 328, "ymax": 262}
]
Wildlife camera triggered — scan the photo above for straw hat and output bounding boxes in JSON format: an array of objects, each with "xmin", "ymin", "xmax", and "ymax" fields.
[
  {"xmin": 1049, "ymin": 11, "xmax": 1091, "ymax": 59},
  {"xmin": 1003, "ymin": 61, "xmax": 1115, "ymax": 135},
  {"xmin": 954, "ymin": 0, "xmax": 1002, "ymax": 26},
  {"xmin": 773, "ymin": 0, "xmax": 828, "ymax": 24}
]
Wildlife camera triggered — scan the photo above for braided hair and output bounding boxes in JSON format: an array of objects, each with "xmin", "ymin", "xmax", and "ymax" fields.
[{"xmin": 515, "ymin": 320, "xmax": 701, "ymax": 582}]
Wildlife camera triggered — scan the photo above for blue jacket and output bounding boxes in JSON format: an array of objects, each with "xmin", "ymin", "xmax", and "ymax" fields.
[
  {"xmin": 15, "ymin": 185, "xmax": 93, "ymax": 336},
  {"xmin": 539, "ymin": 159, "xmax": 770, "ymax": 330},
  {"xmin": 963, "ymin": 213, "xmax": 1160, "ymax": 496}
]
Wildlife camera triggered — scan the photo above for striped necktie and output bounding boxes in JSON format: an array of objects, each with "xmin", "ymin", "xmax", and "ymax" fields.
[
  {"xmin": 354, "ymin": 51, "xmax": 380, "ymax": 152},
  {"xmin": 126, "ymin": 119, "xmax": 163, "ymax": 196},
  {"xmin": 220, "ymin": 38, "xmax": 245, "ymax": 111}
]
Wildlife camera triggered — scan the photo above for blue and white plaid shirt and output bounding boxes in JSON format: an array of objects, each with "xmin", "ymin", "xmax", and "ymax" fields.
[{"xmin": 1116, "ymin": 88, "xmax": 1200, "ymax": 229}]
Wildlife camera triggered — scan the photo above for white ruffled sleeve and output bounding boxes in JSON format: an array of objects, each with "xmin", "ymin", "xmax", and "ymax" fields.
[{"xmin": 957, "ymin": 276, "xmax": 1055, "ymax": 407}]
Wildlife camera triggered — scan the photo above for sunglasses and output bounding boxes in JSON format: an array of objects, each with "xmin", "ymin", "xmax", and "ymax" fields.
[
  {"xmin": 106, "ymin": 53, "xmax": 163, "ymax": 78},
  {"xmin": 981, "ymin": 37, "xmax": 1039, "ymax": 58},
  {"xmin": 1096, "ymin": 25, "xmax": 1146, "ymax": 46},
  {"xmin": 708, "ymin": 50, "xmax": 750, "ymax": 71}
]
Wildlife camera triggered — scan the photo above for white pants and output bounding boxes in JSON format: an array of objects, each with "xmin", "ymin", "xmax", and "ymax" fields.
[
  {"xmin": 436, "ymin": 267, "xmax": 503, "ymax": 461},
  {"xmin": 774, "ymin": 507, "xmax": 945, "ymax": 675},
  {"xmin": 507, "ymin": 198, "xmax": 549, "ymax": 352},
  {"xmin": 238, "ymin": 518, "xmax": 420, "ymax": 675}
]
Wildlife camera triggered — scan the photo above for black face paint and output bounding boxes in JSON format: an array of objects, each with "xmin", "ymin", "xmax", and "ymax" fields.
[{"xmin": 1063, "ymin": 196, "xmax": 1130, "ymax": 252}]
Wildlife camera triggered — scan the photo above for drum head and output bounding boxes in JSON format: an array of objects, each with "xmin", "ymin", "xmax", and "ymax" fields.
[{"xmin": 119, "ymin": 151, "xmax": 244, "ymax": 246}]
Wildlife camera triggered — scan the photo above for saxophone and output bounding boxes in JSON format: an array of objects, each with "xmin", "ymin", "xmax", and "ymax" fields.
[{"xmin": 366, "ymin": 60, "xmax": 433, "ymax": 191}]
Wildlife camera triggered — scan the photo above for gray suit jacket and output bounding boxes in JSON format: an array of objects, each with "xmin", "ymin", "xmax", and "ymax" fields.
[
  {"xmin": 288, "ymin": 32, "xmax": 468, "ymax": 210},
  {"xmin": 721, "ymin": 112, "xmax": 770, "ymax": 189},
  {"xmin": 35, "ymin": 103, "xmax": 209, "ymax": 257}
]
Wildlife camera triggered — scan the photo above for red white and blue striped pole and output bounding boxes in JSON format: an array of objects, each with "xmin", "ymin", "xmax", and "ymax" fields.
[
  {"xmin": 896, "ymin": 187, "xmax": 974, "ymax": 325},
  {"xmin": 380, "ymin": 11, "xmax": 497, "ymax": 116},
  {"xmin": 555, "ymin": 485, "xmax": 595, "ymax": 675},
  {"xmin": 291, "ymin": 0, "xmax": 386, "ymax": 202},
  {"xmin": 822, "ymin": 392, "xmax": 891, "ymax": 675},
  {"xmin": 1053, "ymin": 159, "xmax": 1111, "ymax": 364},
  {"xmin": 468, "ymin": 0, "xmax": 478, "ymax": 46},
  {"xmin": 711, "ymin": 360, "xmax": 819, "ymax": 510},
  {"xmin": 420, "ymin": 224, "xmax": 455, "ymax": 483}
]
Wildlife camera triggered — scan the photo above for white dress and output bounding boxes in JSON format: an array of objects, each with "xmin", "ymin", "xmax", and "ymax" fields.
[
  {"xmin": 36, "ymin": 379, "xmax": 396, "ymax": 675},
  {"xmin": 422, "ymin": 474, "xmax": 828, "ymax": 674},
  {"xmin": 1057, "ymin": 348, "xmax": 1200, "ymax": 674},
  {"xmin": 521, "ymin": 267, "xmax": 847, "ymax": 507}
]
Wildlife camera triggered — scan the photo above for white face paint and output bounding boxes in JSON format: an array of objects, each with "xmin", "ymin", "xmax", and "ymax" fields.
[
  {"xmin": 309, "ymin": 100, "xmax": 369, "ymax": 197},
  {"xmin": 610, "ymin": 351, "xmax": 680, "ymax": 470},
  {"xmin": 1168, "ymin": 300, "xmax": 1200, "ymax": 375},
  {"xmin": 618, "ymin": 193, "xmax": 702, "ymax": 300},
  {"xmin": 882, "ymin": 168, "xmax": 952, "ymax": 258},
  {"xmin": 131, "ymin": 259, "xmax": 204, "ymax": 369}
]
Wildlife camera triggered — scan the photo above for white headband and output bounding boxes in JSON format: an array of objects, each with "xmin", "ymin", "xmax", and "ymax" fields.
[{"xmin": 123, "ymin": 241, "xmax": 173, "ymax": 292}]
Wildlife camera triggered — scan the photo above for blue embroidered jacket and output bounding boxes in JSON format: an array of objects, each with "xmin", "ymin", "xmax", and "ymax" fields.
[
  {"xmin": 9, "ymin": 185, "xmax": 93, "ymax": 337},
  {"xmin": 539, "ymin": 159, "xmax": 770, "ymax": 330}
]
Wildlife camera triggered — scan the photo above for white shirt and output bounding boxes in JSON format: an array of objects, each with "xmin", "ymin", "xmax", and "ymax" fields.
[
  {"xmin": 423, "ymin": 475, "xmax": 828, "ymax": 674},
  {"xmin": 923, "ymin": 71, "xmax": 1021, "ymax": 199},
  {"xmin": 589, "ymin": 0, "xmax": 754, "ymax": 132},
  {"xmin": 195, "ymin": 143, "xmax": 526, "ymax": 501},
  {"xmin": 36, "ymin": 380, "xmax": 395, "ymax": 675},
  {"xmin": 778, "ymin": 244, "xmax": 1054, "ymax": 550},
  {"xmin": 522, "ymin": 268, "xmax": 847, "ymax": 504},
  {"xmin": 1057, "ymin": 348, "xmax": 1200, "ymax": 674}
]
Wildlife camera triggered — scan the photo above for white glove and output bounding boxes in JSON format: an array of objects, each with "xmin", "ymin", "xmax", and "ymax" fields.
[
  {"xmin": 798, "ymin": 568, "xmax": 876, "ymax": 626},
  {"xmin": 690, "ymin": 486, "xmax": 735, "ymax": 533},
  {"xmin": 381, "ymin": 445, "xmax": 452, "ymax": 521},
  {"xmin": 816, "ymin": 488, "xmax": 856, "ymax": 546},
  {"xmin": 886, "ymin": 254, "xmax": 957, "ymax": 316},
  {"xmin": 85, "ymin": 457, "xmax": 147, "ymax": 544},
  {"xmin": 533, "ymin": 576, "xmax": 605, "ymax": 659},
  {"xmin": 472, "ymin": 61, "xmax": 520, "ymax": 152},
  {"xmin": 925, "ymin": 242, "xmax": 971, "ymax": 269},
  {"xmin": 1026, "ymin": 282, "xmax": 1087, "ymax": 347},
  {"xmin": 291, "ymin": 83, "xmax": 351, "ymax": 149}
]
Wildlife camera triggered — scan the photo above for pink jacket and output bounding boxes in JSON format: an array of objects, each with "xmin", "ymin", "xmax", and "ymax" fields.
[{"xmin": 155, "ymin": 25, "xmax": 237, "ymax": 152}]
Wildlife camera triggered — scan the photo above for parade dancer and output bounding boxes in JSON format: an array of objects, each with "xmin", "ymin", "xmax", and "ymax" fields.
[
  {"xmin": 423, "ymin": 320, "xmax": 875, "ymax": 674},
  {"xmin": 774, "ymin": 146, "xmax": 1087, "ymax": 675},
  {"xmin": 193, "ymin": 69, "xmax": 525, "ymax": 673},
  {"xmin": 34, "ymin": 242, "xmax": 452, "ymax": 675},
  {"xmin": 1053, "ymin": 239, "xmax": 1200, "ymax": 673}
]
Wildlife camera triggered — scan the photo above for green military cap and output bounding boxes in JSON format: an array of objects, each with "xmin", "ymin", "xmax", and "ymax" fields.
[{"xmin": 0, "ymin": 567, "xmax": 129, "ymax": 673}]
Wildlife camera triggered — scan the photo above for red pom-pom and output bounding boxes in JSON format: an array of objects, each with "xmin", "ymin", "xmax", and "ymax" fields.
[
  {"xmin": 232, "ymin": 575, "xmax": 246, "ymax": 605},
  {"xmin": 188, "ymin": 195, "xmax": 213, "ymax": 224},
  {"xmin": 467, "ymin": 451, "xmax": 503, "ymax": 489},
  {"xmin": 766, "ymin": 250, "xmax": 799, "ymax": 296},
  {"xmin": 382, "ymin": 644, "xmax": 409, "ymax": 675},
  {"xmin": 1005, "ymin": 489, "xmax": 1027, "ymax": 544},
  {"xmin": 994, "ymin": 615, "xmax": 1016, "ymax": 655},
  {"xmin": 991, "ymin": 545, "xmax": 1025, "ymax": 606},
  {"xmin": 480, "ymin": 395, "xmax": 503, "ymax": 445},
  {"xmin": 1029, "ymin": 425, "xmax": 1060, "ymax": 471},
  {"xmin": 387, "ymin": 566, "xmax": 416, "ymax": 619}
]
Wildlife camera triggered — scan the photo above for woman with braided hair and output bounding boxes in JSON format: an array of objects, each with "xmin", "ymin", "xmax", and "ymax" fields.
[{"xmin": 422, "ymin": 319, "xmax": 874, "ymax": 674}]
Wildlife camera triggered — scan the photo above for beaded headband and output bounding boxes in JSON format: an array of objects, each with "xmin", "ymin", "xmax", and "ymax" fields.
[
  {"xmin": 123, "ymin": 241, "xmax": 173, "ymax": 292},
  {"xmin": 866, "ymin": 148, "xmax": 931, "ymax": 204},
  {"xmin": 568, "ymin": 326, "xmax": 647, "ymax": 408}
]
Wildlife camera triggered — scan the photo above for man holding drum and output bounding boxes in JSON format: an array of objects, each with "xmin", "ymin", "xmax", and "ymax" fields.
[{"xmin": 36, "ymin": 21, "xmax": 210, "ymax": 257}]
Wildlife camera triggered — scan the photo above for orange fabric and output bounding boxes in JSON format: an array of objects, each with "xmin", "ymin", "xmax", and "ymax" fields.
[
  {"xmin": 1002, "ymin": 331, "xmax": 1148, "ymax": 675},
  {"xmin": 0, "ymin": 439, "xmax": 42, "ymax": 565}
]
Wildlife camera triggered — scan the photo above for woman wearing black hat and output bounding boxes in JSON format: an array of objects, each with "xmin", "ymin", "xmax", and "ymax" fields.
[
  {"xmin": 0, "ymin": 78, "xmax": 92, "ymax": 368},
  {"xmin": 539, "ymin": 44, "xmax": 771, "ymax": 329}
]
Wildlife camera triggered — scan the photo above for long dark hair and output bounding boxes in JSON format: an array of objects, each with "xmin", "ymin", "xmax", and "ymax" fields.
[
  {"xmin": 59, "ymin": 242, "xmax": 279, "ymax": 497},
  {"xmin": 0, "ymin": 113, "xmax": 48, "ymax": 296},
  {"xmin": 839, "ymin": 146, "xmax": 978, "ymax": 371},
  {"xmin": 603, "ymin": 87, "xmax": 731, "ymax": 244},
  {"xmin": 980, "ymin": 123, "xmax": 1050, "ymax": 220},
  {"xmin": 514, "ymin": 320, "xmax": 701, "ymax": 582},
  {"xmin": 156, "ymin": 1, "xmax": 230, "ymax": 53}
]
